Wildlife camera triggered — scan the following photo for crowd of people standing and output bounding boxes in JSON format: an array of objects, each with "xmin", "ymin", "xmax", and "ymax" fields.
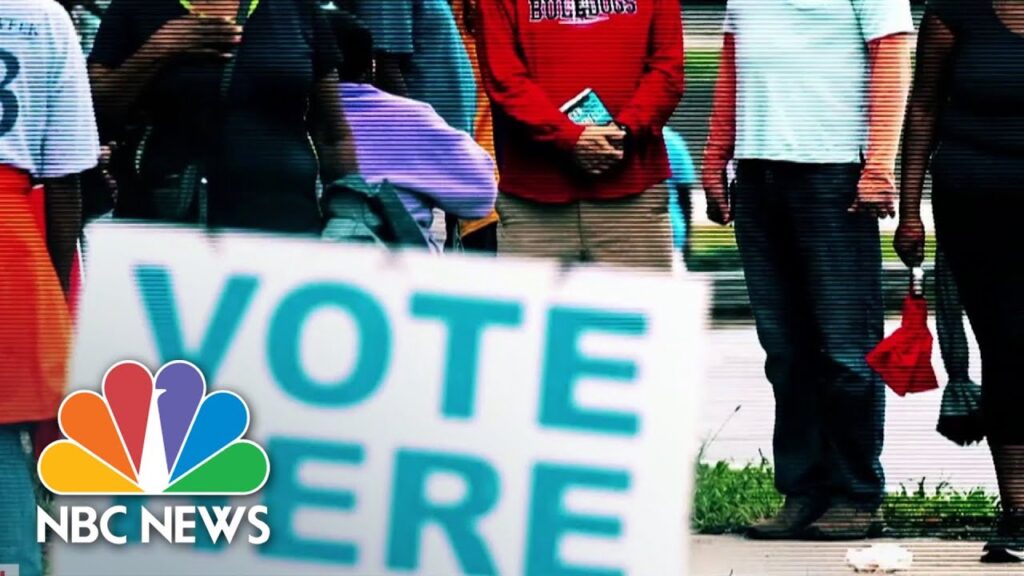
[{"xmin": 1, "ymin": 0, "xmax": 1023, "ymax": 572}]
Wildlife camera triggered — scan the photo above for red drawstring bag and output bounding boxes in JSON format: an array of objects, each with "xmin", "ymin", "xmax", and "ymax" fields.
[{"xmin": 867, "ymin": 295, "xmax": 939, "ymax": 397}]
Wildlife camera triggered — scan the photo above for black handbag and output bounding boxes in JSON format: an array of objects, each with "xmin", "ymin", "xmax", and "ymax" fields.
[{"xmin": 131, "ymin": 126, "xmax": 204, "ymax": 222}]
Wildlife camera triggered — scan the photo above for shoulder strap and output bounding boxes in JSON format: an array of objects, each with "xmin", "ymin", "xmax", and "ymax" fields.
[
  {"xmin": 217, "ymin": 0, "xmax": 257, "ymax": 99},
  {"xmin": 374, "ymin": 180, "xmax": 434, "ymax": 248},
  {"xmin": 196, "ymin": 0, "xmax": 257, "ymax": 223},
  {"xmin": 848, "ymin": 0, "xmax": 865, "ymax": 42}
]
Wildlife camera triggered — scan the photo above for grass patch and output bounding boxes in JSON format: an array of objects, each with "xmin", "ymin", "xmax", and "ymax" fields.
[
  {"xmin": 685, "ymin": 50, "xmax": 721, "ymax": 81},
  {"xmin": 884, "ymin": 479, "xmax": 998, "ymax": 538},
  {"xmin": 686, "ymin": 226, "xmax": 740, "ymax": 272},
  {"xmin": 692, "ymin": 458, "xmax": 1000, "ymax": 538},
  {"xmin": 692, "ymin": 457, "xmax": 783, "ymax": 534}
]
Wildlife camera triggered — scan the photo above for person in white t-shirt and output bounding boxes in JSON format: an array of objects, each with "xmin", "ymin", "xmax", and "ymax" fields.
[
  {"xmin": 0, "ymin": 0, "xmax": 98, "ymax": 572},
  {"xmin": 702, "ymin": 0, "xmax": 913, "ymax": 541}
]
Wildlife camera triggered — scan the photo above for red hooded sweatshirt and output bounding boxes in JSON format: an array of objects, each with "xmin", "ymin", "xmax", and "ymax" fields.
[{"xmin": 477, "ymin": 0, "xmax": 684, "ymax": 204}]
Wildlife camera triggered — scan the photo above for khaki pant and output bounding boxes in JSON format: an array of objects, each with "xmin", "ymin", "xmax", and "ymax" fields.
[{"xmin": 496, "ymin": 183, "xmax": 673, "ymax": 270}]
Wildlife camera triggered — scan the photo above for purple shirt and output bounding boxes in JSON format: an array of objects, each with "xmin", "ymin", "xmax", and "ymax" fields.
[{"xmin": 341, "ymin": 83, "xmax": 497, "ymax": 241}]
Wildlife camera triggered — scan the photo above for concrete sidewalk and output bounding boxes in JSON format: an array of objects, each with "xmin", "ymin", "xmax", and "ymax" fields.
[{"xmin": 690, "ymin": 536, "xmax": 1021, "ymax": 575}]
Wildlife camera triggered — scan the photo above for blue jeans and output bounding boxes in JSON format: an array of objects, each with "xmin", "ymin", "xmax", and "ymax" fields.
[
  {"xmin": 0, "ymin": 425, "xmax": 42, "ymax": 576},
  {"xmin": 733, "ymin": 161, "xmax": 885, "ymax": 506}
]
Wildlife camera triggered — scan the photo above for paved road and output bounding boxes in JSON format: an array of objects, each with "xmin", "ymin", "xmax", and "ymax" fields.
[{"xmin": 691, "ymin": 536, "xmax": 1022, "ymax": 575}]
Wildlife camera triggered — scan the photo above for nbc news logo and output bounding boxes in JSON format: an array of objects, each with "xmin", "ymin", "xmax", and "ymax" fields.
[{"xmin": 36, "ymin": 362, "xmax": 270, "ymax": 545}]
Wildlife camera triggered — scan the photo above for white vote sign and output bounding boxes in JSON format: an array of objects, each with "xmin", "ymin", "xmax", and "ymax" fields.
[{"xmin": 55, "ymin": 223, "xmax": 706, "ymax": 576}]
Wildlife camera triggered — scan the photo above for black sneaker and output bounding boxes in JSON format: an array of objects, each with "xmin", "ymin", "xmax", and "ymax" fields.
[
  {"xmin": 982, "ymin": 509, "xmax": 1024, "ymax": 564},
  {"xmin": 747, "ymin": 495, "xmax": 828, "ymax": 540}
]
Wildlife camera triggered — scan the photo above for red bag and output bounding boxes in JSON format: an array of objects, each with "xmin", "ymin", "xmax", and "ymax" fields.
[{"xmin": 867, "ymin": 295, "xmax": 939, "ymax": 397}]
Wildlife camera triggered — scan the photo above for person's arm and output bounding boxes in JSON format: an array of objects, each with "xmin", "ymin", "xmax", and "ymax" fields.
[
  {"xmin": 476, "ymin": 0, "xmax": 625, "ymax": 175},
  {"xmin": 42, "ymin": 177, "xmax": 82, "ymax": 295},
  {"xmin": 614, "ymin": 0, "xmax": 684, "ymax": 141},
  {"xmin": 701, "ymin": 33, "xmax": 736, "ymax": 225},
  {"xmin": 850, "ymin": 33, "xmax": 912, "ymax": 218},
  {"xmin": 475, "ymin": 0, "xmax": 584, "ymax": 152},
  {"xmin": 894, "ymin": 10, "xmax": 956, "ymax": 266},
  {"xmin": 310, "ymin": 4, "xmax": 357, "ymax": 183},
  {"xmin": 89, "ymin": 0, "xmax": 240, "ymax": 125},
  {"xmin": 409, "ymin": 116, "xmax": 497, "ymax": 219},
  {"xmin": 312, "ymin": 76, "xmax": 358, "ymax": 184},
  {"xmin": 351, "ymin": 91, "xmax": 497, "ymax": 218},
  {"xmin": 42, "ymin": 9, "xmax": 96, "ymax": 296},
  {"xmin": 847, "ymin": 0, "xmax": 914, "ymax": 218},
  {"xmin": 89, "ymin": 46, "xmax": 169, "ymax": 123}
]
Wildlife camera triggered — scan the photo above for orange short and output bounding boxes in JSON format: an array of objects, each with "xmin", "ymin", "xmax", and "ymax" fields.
[{"xmin": 0, "ymin": 165, "xmax": 71, "ymax": 425}]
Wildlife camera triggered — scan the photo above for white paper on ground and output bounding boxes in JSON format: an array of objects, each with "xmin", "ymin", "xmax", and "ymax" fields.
[{"xmin": 846, "ymin": 544, "xmax": 914, "ymax": 573}]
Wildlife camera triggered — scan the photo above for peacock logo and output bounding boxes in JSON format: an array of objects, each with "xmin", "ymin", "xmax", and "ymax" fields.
[{"xmin": 38, "ymin": 361, "xmax": 270, "ymax": 495}]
